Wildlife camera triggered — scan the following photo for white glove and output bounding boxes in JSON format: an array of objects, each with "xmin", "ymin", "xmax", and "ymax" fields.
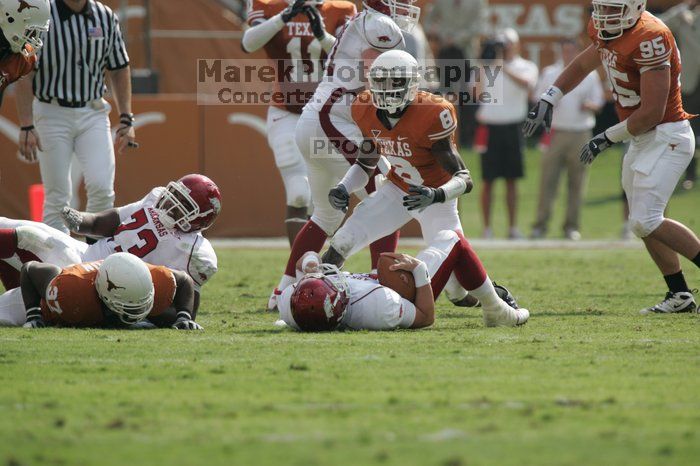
[{"xmin": 61, "ymin": 207, "xmax": 83, "ymax": 233}]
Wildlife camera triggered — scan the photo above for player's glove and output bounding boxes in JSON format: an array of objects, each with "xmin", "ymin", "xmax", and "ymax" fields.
[
  {"xmin": 304, "ymin": 6, "xmax": 327, "ymax": 40},
  {"xmin": 328, "ymin": 184, "xmax": 350, "ymax": 213},
  {"xmin": 402, "ymin": 185, "xmax": 444, "ymax": 211},
  {"xmin": 523, "ymin": 99, "xmax": 553, "ymax": 137},
  {"xmin": 281, "ymin": 0, "xmax": 307, "ymax": 22},
  {"xmin": 61, "ymin": 206, "xmax": 83, "ymax": 233},
  {"xmin": 172, "ymin": 311, "xmax": 203, "ymax": 330},
  {"xmin": 579, "ymin": 131, "xmax": 614, "ymax": 165},
  {"xmin": 23, "ymin": 307, "xmax": 45, "ymax": 328}
]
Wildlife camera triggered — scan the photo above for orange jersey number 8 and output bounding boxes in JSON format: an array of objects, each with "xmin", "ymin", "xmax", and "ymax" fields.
[{"xmin": 45, "ymin": 285, "xmax": 63, "ymax": 315}]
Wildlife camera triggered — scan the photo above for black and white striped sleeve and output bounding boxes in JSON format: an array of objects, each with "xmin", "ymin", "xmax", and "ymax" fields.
[{"xmin": 106, "ymin": 13, "xmax": 129, "ymax": 70}]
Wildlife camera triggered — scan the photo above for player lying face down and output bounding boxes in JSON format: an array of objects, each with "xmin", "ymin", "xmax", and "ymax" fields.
[
  {"xmin": 276, "ymin": 231, "xmax": 530, "ymax": 332},
  {"xmin": 0, "ymin": 253, "xmax": 201, "ymax": 330}
]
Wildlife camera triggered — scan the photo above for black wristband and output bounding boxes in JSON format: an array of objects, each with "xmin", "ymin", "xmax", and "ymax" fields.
[
  {"xmin": 120, "ymin": 113, "xmax": 135, "ymax": 127},
  {"xmin": 434, "ymin": 188, "xmax": 446, "ymax": 203},
  {"xmin": 20, "ymin": 125, "xmax": 35, "ymax": 131}
]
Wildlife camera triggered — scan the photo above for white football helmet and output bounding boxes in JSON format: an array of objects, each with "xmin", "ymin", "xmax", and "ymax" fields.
[
  {"xmin": 95, "ymin": 253, "xmax": 155, "ymax": 325},
  {"xmin": 363, "ymin": 0, "xmax": 420, "ymax": 32},
  {"xmin": 591, "ymin": 0, "xmax": 646, "ymax": 40},
  {"xmin": 368, "ymin": 50, "xmax": 420, "ymax": 114},
  {"xmin": 0, "ymin": 0, "xmax": 50, "ymax": 56}
]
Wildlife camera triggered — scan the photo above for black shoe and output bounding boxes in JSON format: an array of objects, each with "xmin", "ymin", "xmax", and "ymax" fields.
[
  {"xmin": 493, "ymin": 282, "xmax": 518, "ymax": 309},
  {"xmin": 451, "ymin": 294, "xmax": 481, "ymax": 307}
]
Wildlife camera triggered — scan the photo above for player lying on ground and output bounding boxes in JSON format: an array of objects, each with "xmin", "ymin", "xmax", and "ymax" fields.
[
  {"xmin": 0, "ymin": 174, "xmax": 220, "ymax": 310},
  {"xmin": 242, "ymin": 0, "xmax": 357, "ymax": 245},
  {"xmin": 268, "ymin": 0, "xmax": 422, "ymax": 310},
  {"xmin": 0, "ymin": 252, "xmax": 201, "ymax": 329},
  {"xmin": 0, "ymin": 0, "xmax": 49, "ymax": 108},
  {"xmin": 524, "ymin": 0, "xmax": 700, "ymax": 314},
  {"xmin": 277, "ymin": 231, "xmax": 530, "ymax": 331},
  {"xmin": 323, "ymin": 50, "xmax": 494, "ymax": 308}
]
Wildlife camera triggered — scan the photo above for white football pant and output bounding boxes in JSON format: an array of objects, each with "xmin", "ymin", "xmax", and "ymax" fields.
[{"xmin": 34, "ymin": 99, "xmax": 116, "ymax": 233}]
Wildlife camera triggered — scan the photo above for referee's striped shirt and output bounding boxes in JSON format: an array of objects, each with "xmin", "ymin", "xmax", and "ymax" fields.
[{"xmin": 34, "ymin": 0, "xmax": 129, "ymax": 105}]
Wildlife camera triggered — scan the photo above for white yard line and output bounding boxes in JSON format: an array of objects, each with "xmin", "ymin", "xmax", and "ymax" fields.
[{"xmin": 209, "ymin": 238, "xmax": 644, "ymax": 250}]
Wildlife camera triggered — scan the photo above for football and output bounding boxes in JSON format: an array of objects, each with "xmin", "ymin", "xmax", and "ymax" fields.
[
  {"xmin": 377, "ymin": 255, "xmax": 416, "ymax": 302},
  {"xmin": 0, "ymin": 52, "xmax": 35, "ymax": 87}
]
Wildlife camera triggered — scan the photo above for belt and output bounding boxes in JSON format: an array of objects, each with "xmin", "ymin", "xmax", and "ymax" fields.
[{"xmin": 38, "ymin": 97, "xmax": 86, "ymax": 108}]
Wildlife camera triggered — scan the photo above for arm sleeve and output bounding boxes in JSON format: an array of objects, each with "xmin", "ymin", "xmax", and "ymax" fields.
[
  {"xmin": 242, "ymin": 14, "xmax": 285, "ymax": 53},
  {"xmin": 632, "ymin": 30, "xmax": 674, "ymax": 73},
  {"xmin": 107, "ymin": 14, "xmax": 130, "ymax": 71}
]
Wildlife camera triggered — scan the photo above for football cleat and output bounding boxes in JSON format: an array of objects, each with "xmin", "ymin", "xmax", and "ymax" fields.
[
  {"xmin": 493, "ymin": 282, "xmax": 518, "ymax": 309},
  {"xmin": 267, "ymin": 288, "xmax": 282, "ymax": 312},
  {"xmin": 639, "ymin": 291, "xmax": 697, "ymax": 315},
  {"xmin": 483, "ymin": 302, "xmax": 529, "ymax": 327},
  {"xmin": 451, "ymin": 294, "xmax": 481, "ymax": 308}
]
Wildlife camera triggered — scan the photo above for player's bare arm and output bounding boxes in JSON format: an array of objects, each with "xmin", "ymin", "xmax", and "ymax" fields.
[
  {"xmin": 382, "ymin": 252, "xmax": 434, "ymax": 328},
  {"xmin": 15, "ymin": 70, "xmax": 42, "ymax": 163},
  {"xmin": 402, "ymin": 138, "xmax": 472, "ymax": 212},
  {"xmin": 61, "ymin": 207, "xmax": 121, "ymax": 238},
  {"xmin": 169, "ymin": 270, "xmax": 202, "ymax": 330},
  {"xmin": 328, "ymin": 139, "xmax": 379, "ymax": 213},
  {"xmin": 626, "ymin": 66, "xmax": 670, "ymax": 135},
  {"xmin": 524, "ymin": 44, "xmax": 600, "ymax": 136},
  {"xmin": 20, "ymin": 261, "xmax": 61, "ymax": 328}
]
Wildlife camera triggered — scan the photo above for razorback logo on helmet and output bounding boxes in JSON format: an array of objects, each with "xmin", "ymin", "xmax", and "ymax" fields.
[{"xmin": 209, "ymin": 196, "xmax": 222, "ymax": 215}]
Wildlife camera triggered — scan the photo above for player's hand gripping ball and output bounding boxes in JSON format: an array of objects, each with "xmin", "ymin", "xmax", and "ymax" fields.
[{"xmin": 377, "ymin": 254, "xmax": 416, "ymax": 303}]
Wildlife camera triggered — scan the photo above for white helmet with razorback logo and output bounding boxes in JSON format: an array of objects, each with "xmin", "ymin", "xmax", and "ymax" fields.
[
  {"xmin": 363, "ymin": 0, "xmax": 420, "ymax": 32},
  {"xmin": 95, "ymin": 253, "xmax": 155, "ymax": 325},
  {"xmin": 591, "ymin": 0, "xmax": 646, "ymax": 40},
  {"xmin": 0, "ymin": 0, "xmax": 50, "ymax": 55},
  {"xmin": 368, "ymin": 50, "xmax": 420, "ymax": 114}
]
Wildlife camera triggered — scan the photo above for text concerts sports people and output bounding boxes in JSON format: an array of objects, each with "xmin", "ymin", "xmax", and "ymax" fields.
[
  {"xmin": 242, "ymin": 0, "xmax": 357, "ymax": 246},
  {"xmin": 268, "ymin": 0, "xmax": 421, "ymax": 310},
  {"xmin": 0, "ymin": 0, "xmax": 49, "ymax": 107},
  {"xmin": 0, "ymin": 253, "xmax": 201, "ymax": 329},
  {"xmin": 0, "ymin": 174, "xmax": 221, "ymax": 310},
  {"xmin": 524, "ymin": 0, "xmax": 700, "ymax": 314},
  {"xmin": 277, "ymin": 236, "xmax": 529, "ymax": 332}
]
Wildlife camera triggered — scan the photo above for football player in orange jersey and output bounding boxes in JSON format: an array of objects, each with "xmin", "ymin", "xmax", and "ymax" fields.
[
  {"xmin": 242, "ymin": 0, "xmax": 356, "ymax": 245},
  {"xmin": 321, "ymin": 50, "xmax": 529, "ymax": 326},
  {"xmin": 0, "ymin": 253, "xmax": 201, "ymax": 329},
  {"xmin": 0, "ymin": 0, "xmax": 49, "ymax": 107},
  {"xmin": 525, "ymin": 0, "xmax": 700, "ymax": 314}
]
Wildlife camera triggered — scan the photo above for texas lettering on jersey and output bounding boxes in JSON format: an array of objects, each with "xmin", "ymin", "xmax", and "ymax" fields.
[{"xmin": 352, "ymin": 90, "xmax": 457, "ymax": 191}]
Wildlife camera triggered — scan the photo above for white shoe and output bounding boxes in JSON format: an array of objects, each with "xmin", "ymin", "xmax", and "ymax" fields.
[
  {"xmin": 483, "ymin": 303, "xmax": 529, "ymax": 327},
  {"xmin": 639, "ymin": 291, "xmax": 697, "ymax": 315},
  {"xmin": 267, "ymin": 288, "xmax": 282, "ymax": 312},
  {"xmin": 508, "ymin": 227, "xmax": 524, "ymax": 240},
  {"xmin": 482, "ymin": 227, "xmax": 494, "ymax": 239},
  {"xmin": 564, "ymin": 229, "xmax": 581, "ymax": 241}
]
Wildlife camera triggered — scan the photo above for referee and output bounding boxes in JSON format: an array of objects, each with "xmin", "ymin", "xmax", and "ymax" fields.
[{"xmin": 15, "ymin": 0, "xmax": 136, "ymax": 234}]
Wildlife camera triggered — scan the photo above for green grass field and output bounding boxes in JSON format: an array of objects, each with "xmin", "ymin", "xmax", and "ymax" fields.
[{"xmin": 1, "ymin": 148, "xmax": 699, "ymax": 466}]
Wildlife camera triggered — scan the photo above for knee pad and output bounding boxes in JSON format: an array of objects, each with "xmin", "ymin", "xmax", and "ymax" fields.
[
  {"xmin": 629, "ymin": 214, "xmax": 664, "ymax": 238},
  {"xmin": 310, "ymin": 210, "xmax": 344, "ymax": 237},
  {"xmin": 280, "ymin": 170, "xmax": 311, "ymax": 208},
  {"xmin": 272, "ymin": 134, "xmax": 304, "ymax": 170}
]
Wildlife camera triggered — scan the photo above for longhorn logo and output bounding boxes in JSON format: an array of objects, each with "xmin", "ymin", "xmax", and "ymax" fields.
[
  {"xmin": 669, "ymin": 143, "xmax": 678, "ymax": 151},
  {"xmin": 105, "ymin": 272, "xmax": 126, "ymax": 292},
  {"xmin": 18, "ymin": 1, "xmax": 39, "ymax": 13}
]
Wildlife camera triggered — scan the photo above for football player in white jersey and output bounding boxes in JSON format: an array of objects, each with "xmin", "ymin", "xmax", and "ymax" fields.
[
  {"xmin": 269, "ymin": 0, "xmax": 420, "ymax": 310},
  {"xmin": 0, "ymin": 174, "xmax": 220, "ymax": 309},
  {"xmin": 277, "ymin": 230, "xmax": 530, "ymax": 331}
]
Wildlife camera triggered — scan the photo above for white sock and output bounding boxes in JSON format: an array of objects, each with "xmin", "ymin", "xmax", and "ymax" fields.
[
  {"xmin": 467, "ymin": 277, "xmax": 501, "ymax": 311},
  {"xmin": 277, "ymin": 274, "xmax": 296, "ymax": 292}
]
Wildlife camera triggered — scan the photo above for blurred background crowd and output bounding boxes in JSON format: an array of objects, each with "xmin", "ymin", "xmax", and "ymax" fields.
[{"xmin": 0, "ymin": 0, "xmax": 697, "ymax": 240}]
